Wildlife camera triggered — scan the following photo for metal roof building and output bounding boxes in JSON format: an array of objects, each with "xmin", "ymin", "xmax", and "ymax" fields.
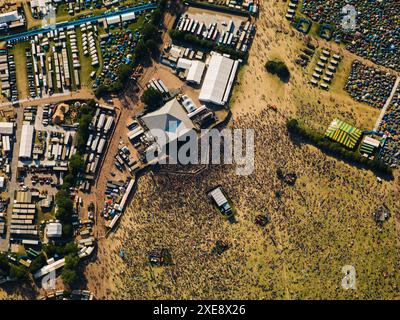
[
  {"xmin": 0, "ymin": 122, "xmax": 14, "ymax": 135},
  {"xmin": 19, "ymin": 124, "xmax": 34, "ymax": 159},
  {"xmin": 0, "ymin": 10, "xmax": 23, "ymax": 25},
  {"xmin": 186, "ymin": 60, "xmax": 205, "ymax": 85},
  {"xmin": 199, "ymin": 54, "xmax": 239, "ymax": 106},
  {"xmin": 106, "ymin": 15, "xmax": 121, "ymax": 25},
  {"xmin": 46, "ymin": 222, "xmax": 62, "ymax": 238},
  {"xmin": 121, "ymin": 12, "xmax": 136, "ymax": 22},
  {"xmin": 176, "ymin": 58, "xmax": 192, "ymax": 70}
]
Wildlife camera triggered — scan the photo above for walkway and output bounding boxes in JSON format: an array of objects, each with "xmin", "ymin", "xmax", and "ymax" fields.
[
  {"xmin": 374, "ymin": 77, "xmax": 400, "ymax": 131},
  {"xmin": 0, "ymin": 3, "xmax": 157, "ymax": 42}
]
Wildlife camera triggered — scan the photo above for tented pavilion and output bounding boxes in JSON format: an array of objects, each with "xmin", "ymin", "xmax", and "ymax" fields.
[{"xmin": 324, "ymin": 118, "xmax": 362, "ymax": 149}]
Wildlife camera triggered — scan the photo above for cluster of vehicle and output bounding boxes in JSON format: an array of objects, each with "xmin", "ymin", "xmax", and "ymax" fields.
[
  {"xmin": 24, "ymin": 106, "xmax": 37, "ymax": 122},
  {"xmin": 29, "ymin": 175, "xmax": 56, "ymax": 187},
  {"xmin": 42, "ymin": 104, "xmax": 55, "ymax": 127},
  {"xmin": 25, "ymin": 47, "xmax": 37, "ymax": 98},
  {"xmin": 295, "ymin": 42, "xmax": 315, "ymax": 67},
  {"xmin": 114, "ymin": 143, "xmax": 139, "ymax": 173}
]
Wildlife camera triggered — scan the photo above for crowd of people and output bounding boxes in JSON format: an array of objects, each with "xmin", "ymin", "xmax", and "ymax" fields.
[
  {"xmin": 345, "ymin": 60, "xmax": 396, "ymax": 109},
  {"xmin": 85, "ymin": 110, "xmax": 400, "ymax": 300},
  {"xmin": 379, "ymin": 86, "xmax": 400, "ymax": 168},
  {"xmin": 301, "ymin": 0, "xmax": 400, "ymax": 71}
]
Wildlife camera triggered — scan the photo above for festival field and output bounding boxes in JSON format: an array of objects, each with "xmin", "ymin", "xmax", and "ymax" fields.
[{"xmin": 83, "ymin": 1, "xmax": 400, "ymax": 299}]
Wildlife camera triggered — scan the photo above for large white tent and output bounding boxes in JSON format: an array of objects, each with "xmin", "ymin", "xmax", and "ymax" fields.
[
  {"xmin": 199, "ymin": 54, "xmax": 239, "ymax": 106},
  {"xmin": 141, "ymin": 98, "xmax": 195, "ymax": 150},
  {"xmin": 186, "ymin": 60, "xmax": 205, "ymax": 85},
  {"xmin": 19, "ymin": 124, "xmax": 34, "ymax": 159}
]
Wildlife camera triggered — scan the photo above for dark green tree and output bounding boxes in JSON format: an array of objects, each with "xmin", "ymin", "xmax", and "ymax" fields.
[{"xmin": 141, "ymin": 87, "xmax": 163, "ymax": 111}]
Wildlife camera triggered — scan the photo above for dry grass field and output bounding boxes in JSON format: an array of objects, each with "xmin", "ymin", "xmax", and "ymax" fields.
[
  {"xmin": 82, "ymin": 1, "xmax": 400, "ymax": 300},
  {"xmin": 1, "ymin": 0, "xmax": 399, "ymax": 300}
]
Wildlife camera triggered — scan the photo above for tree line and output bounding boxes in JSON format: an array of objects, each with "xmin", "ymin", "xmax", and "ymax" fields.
[{"xmin": 286, "ymin": 119, "xmax": 393, "ymax": 176}]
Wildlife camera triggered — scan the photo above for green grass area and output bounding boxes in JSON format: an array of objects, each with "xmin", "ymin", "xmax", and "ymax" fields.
[{"xmin": 9, "ymin": 42, "xmax": 30, "ymax": 99}]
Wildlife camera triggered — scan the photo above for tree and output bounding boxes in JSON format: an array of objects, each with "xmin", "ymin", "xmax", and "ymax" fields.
[
  {"xmin": 141, "ymin": 87, "xmax": 163, "ymax": 111},
  {"xmin": 0, "ymin": 254, "xmax": 10, "ymax": 274},
  {"xmin": 265, "ymin": 60, "xmax": 290, "ymax": 82},
  {"xmin": 9, "ymin": 265, "xmax": 29, "ymax": 281},
  {"xmin": 29, "ymin": 254, "xmax": 47, "ymax": 273},
  {"xmin": 134, "ymin": 40, "xmax": 150, "ymax": 64},
  {"xmin": 61, "ymin": 268, "xmax": 78, "ymax": 287},
  {"xmin": 69, "ymin": 154, "xmax": 84, "ymax": 176},
  {"xmin": 142, "ymin": 24, "xmax": 160, "ymax": 43},
  {"xmin": 146, "ymin": 39, "xmax": 160, "ymax": 58},
  {"xmin": 118, "ymin": 64, "xmax": 132, "ymax": 83},
  {"xmin": 95, "ymin": 84, "xmax": 109, "ymax": 97},
  {"xmin": 65, "ymin": 254, "xmax": 79, "ymax": 269}
]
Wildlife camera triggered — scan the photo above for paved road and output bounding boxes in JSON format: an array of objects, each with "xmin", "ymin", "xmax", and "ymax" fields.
[
  {"xmin": 374, "ymin": 76, "xmax": 400, "ymax": 131},
  {"xmin": 0, "ymin": 3, "xmax": 157, "ymax": 42}
]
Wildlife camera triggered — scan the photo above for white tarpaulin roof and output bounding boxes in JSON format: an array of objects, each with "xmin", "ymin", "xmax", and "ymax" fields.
[
  {"xmin": 19, "ymin": 124, "xmax": 34, "ymax": 159},
  {"xmin": 210, "ymin": 187, "xmax": 228, "ymax": 207},
  {"xmin": 121, "ymin": 12, "xmax": 136, "ymax": 22},
  {"xmin": 47, "ymin": 222, "xmax": 62, "ymax": 238},
  {"xmin": 199, "ymin": 54, "xmax": 237, "ymax": 105},
  {"xmin": 186, "ymin": 60, "xmax": 205, "ymax": 84},
  {"xmin": 141, "ymin": 98, "xmax": 195, "ymax": 148},
  {"xmin": 177, "ymin": 58, "xmax": 192, "ymax": 70},
  {"xmin": 106, "ymin": 15, "xmax": 121, "ymax": 25}
]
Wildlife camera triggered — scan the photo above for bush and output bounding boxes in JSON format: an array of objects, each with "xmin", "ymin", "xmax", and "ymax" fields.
[
  {"xmin": 141, "ymin": 87, "xmax": 164, "ymax": 111},
  {"xmin": 265, "ymin": 60, "xmax": 290, "ymax": 81}
]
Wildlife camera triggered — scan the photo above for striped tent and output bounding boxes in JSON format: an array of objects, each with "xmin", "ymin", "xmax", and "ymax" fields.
[{"xmin": 324, "ymin": 119, "xmax": 362, "ymax": 149}]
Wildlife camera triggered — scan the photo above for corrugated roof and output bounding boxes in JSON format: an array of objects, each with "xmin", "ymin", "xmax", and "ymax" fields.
[
  {"xmin": 199, "ymin": 54, "xmax": 236, "ymax": 105},
  {"xmin": 186, "ymin": 60, "xmax": 205, "ymax": 84},
  {"xmin": 19, "ymin": 124, "xmax": 34, "ymax": 158},
  {"xmin": 121, "ymin": 12, "xmax": 136, "ymax": 22},
  {"xmin": 0, "ymin": 11, "xmax": 21, "ymax": 24},
  {"xmin": 210, "ymin": 187, "xmax": 228, "ymax": 207},
  {"xmin": 0, "ymin": 122, "xmax": 13, "ymax": 135}
]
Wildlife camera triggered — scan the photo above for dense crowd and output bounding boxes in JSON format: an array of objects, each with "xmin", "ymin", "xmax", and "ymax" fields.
[
  {"xmin": 87, "ymin": 110, "xmax": 400, "ymax": 300},
  {"xmin": 301, "ymin": 0, "xmax": 400, "ymax": 71},
  {"xmin": 379, "ymin": 86, "xmax": 400, "ymax": 168},
  {"xmin": 345, "ymin": 60, "xmax": 396, "ymax": 109}
]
